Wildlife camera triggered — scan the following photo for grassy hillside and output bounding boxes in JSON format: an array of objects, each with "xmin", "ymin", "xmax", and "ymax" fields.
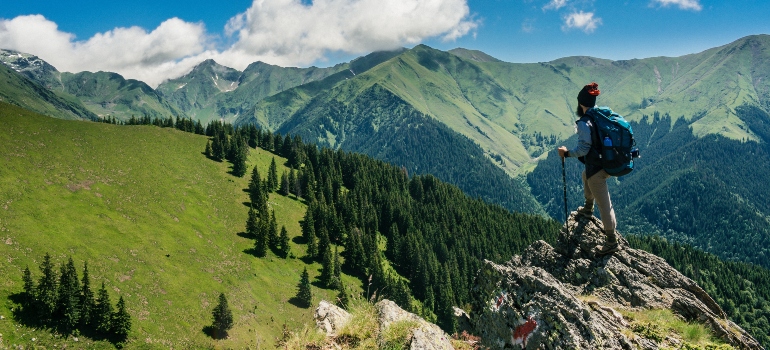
[{"xmin": 0, "ymin": 102, "xmax": 359, "ymax": 348}]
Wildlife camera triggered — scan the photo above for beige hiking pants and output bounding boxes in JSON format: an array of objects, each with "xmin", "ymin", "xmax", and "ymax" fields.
[{"xmin": 582, "ymin": 169, "xmax": 616, "ymax": 235}]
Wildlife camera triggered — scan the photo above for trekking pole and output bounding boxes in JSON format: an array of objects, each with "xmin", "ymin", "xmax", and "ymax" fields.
[{"xmin": 562, "ymin": 156, "xmax": 568, "ymax": 223}]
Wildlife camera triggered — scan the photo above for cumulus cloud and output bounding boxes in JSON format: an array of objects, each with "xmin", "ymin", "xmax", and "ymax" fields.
[
  {"xmin": 0, "ymin": 0, "xmax": 477, "ymax": 87},
  {"xmin": 652, "ymin": 0, "xmax": 702, "ymax": 11},
  {"xmin": 217, "ymin": 0, "xmax": 477, "ymax": 70},
  {"xmin": 543, "ymin": 0, "xmax": 568, "ymax": 11},
  {"xmin": 562, "ymin": 11, "xmax": 601, "ymax": 33}
]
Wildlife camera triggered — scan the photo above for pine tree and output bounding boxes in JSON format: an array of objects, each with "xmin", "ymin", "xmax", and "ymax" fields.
[
  {"xmin": 267, "ymin": 158, "xmax": 279, "ymax": 192},
  {"xmin": 111, "ymin": 296, "xmax": 131, "ymax": 343},
  {"xmin": 317, "ymin": 227, "xmax": 331, "ymax": 263},
  {"xmin": 94, "ymin": 282, "xmax": 114, "ymax": 335},
  {"xmin": 248, "ymin": 167, "xmax": 267, "ymax": 215},
  {"xmin": 288, "ymin": 168, "xmax": 297, "ymax": 196},
  {"xmin": 211, "ymin": 293, "xmax": 233, "ymax": 339},
  {"xmin": 253, "ymin": 208, "xmax": 268, "ymax": 258},
  {"xmin": 204, "ymin": 140, "xmax": 212, "ymax": 158},
  {"xmin": 268, "ymin": 211, "xmax": 278, "ymax": 250},
  {"xmin": 296, "ymin": 268, "xmax": 312, "ymax": 308},
  {"xmin": 332, "ymin": 246, "xmax": 342, "ymax": 289},
  {"xmin": 211, "ymin": 133, "xmax": 225, "ymax": 161},
  {"xmin": 279, "ymin": 171, "xmax": 290, "ymax": 196},
  {"xmin": 80, "ymin": 261, "xmax": 96, "ymax": 328},
  {"xmin": 306, "ymin": 230, "xmax": 318, "ymax": 259},
  {"xmin": 22, "ymin": 266, "xmax": 35, "ymax": 306},
  {"xmin": 436, "ymin": 269, "xmax": 458, "ymax": 334},
  {"xmin": 57, "ymin": 257, "xmax": 81, "ymax": 332},
  {"xmin": 278, "ymin": 225, "xmax": 290, "ymax": 258},
  {"xmin": 231, "ymin": 140, "xmax": 248, "ymax": 177},
  {"xmin": 319, "ymin": 246, "xmax": 334, "ymax": 288},
  {"xmin": 37, "ymin": 253, "xmax": 58, "ymax": 323}
]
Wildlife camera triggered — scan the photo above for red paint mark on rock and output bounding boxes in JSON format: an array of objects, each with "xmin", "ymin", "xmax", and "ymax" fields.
[{"xmin": 512, "ymin": 316, "xmax": 538, "ymax": 347}]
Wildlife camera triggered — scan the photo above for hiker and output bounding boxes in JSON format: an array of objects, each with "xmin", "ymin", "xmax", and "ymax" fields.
[{"xmin": 557, "ymin": 82, "xmax": 620, "ymax": 254}]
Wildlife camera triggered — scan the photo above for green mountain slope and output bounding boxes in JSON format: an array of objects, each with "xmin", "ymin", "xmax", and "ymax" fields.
[
  {"xmin": 0, "ymin": 62, "xmax": 97, "ymax": 121},
  {"xmin": 0, "ymin": 102, "xmax": 352, "ymax": 348},
  {"xmin": 1, "ymin": 49, "xmax": 184, "ymax": 121},
  {"xmin": 277, "ymin": 83, "xmax": 543, "ymax": 214},
  {"xmin": 60, "ymin": 71, "xmax": 185, "ymax": 120}
]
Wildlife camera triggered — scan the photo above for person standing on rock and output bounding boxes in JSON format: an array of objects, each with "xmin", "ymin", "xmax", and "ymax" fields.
[{"xmin": 557, "ymin": 82, "xmax": 620, "ymax": 255}]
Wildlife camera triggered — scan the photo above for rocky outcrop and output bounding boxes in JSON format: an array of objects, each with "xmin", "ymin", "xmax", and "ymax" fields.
[
  {"xmin": 470, "ymin": 212, "xmax": 763, "ymax": 350},
  {"xmin": 376, "ymin": 299, "xmax": 454, "ymax": 350},
  {"xmin": 312, "ymin": 299, "xmax": 455, "ymax": 349},
  {"xmin": 314, "ymin": 300, "xmax": 351, "ymax": 336}
]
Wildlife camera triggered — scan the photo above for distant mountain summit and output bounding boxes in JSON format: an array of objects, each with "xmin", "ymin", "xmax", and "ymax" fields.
[{"xmin": 0, "ymin": 49, "xmax": 63, "ymax": 90}]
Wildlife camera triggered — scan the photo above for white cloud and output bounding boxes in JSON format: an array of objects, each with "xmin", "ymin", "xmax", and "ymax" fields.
[
  {"xmin": 217, "ymin": 0, "xmax": 478, "ymax": 70},
  {"xmin": 0, "ymin": 0, "xmax": 477, "ymax": 87},
  {"xmin": 543, "ymin": 0, "xmax": 567, "ymax": 11},
  {"xmin": 562, "ymin": 11, "xmax": 601, "ymax": 33},
  {"xmin": 0, "ymin": 15, "xmax": 210, "ymax": 87},
  {"xmin": 652, "ymin": 0, "xmax": 702, "ymax": 11}
]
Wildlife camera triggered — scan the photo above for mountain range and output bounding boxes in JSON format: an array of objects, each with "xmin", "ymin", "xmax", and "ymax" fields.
[{"xmin": 3, "ymin": 35, "xmax": 770, "ymax": 268}]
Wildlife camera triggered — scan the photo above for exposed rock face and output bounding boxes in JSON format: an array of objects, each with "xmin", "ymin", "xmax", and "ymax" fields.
[
  {"xmin": 376, "ymin": 299, "xmax": 454, "ymax": 350},
  {"xmin": 314, "ymin": 300, "xmax": 351, "ymax": 336},
  {"xmin": 470, "ymin": 212, "xmax": 763, "ymax": 350},
  {"xmin": 313, "ymin": 299, "xmax": 454, "ymax": 349}
]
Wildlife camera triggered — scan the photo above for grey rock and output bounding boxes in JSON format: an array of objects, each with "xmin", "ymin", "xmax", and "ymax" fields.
[
  {"xmin": 376, "ymin": 299, "xmax": 454, "ymax": 350},
  {"xmin": 470, "ymin": 212, "xmax": 764, "ymax": 350},
  {"xmin": 314, "ymin": 300, "xmax": 351, "ymax": 336}
]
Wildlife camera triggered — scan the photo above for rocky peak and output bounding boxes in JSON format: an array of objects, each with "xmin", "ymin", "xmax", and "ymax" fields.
[
  {"xmin": 0, "ymin": 49, "xmax": 62, "ymax": 90},
  {"xmin": 469, "ymin": 212, "xmax": 763, "ymax": 349}
]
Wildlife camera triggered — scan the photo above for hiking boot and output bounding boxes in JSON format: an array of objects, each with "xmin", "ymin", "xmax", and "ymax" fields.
[
  {"xmin": 596, "ymin": 242, "xmax": 620, "ymax": 255},
  {"xmin": 576, "ymin": 205, "xmax": 594, "ymax": 217}
]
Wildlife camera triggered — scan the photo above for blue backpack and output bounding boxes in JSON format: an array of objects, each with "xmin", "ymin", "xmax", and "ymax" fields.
[{"xmin": 586, "ymin": 107, "xmax": 639, "ymax": 176}]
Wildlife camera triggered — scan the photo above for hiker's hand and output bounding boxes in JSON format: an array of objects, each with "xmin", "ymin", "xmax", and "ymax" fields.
[{"xmin": 558, "ymin": 146, "xmax": 568, "ymax": 158}]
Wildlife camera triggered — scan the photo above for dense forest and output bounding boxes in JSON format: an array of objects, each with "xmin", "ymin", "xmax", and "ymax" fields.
[
  {"xmin": 278, "ymin": 84, "xmax": 542, "ymax": 215},
  {"xmin": 527, "ymin": 107, "xmax": 770, "ymax": 268}
]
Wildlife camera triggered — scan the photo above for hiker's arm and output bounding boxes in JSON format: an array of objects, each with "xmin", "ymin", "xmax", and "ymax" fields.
[{"xmin": 567, "ymin": 121, "xmax": 592, "ymax": 158}]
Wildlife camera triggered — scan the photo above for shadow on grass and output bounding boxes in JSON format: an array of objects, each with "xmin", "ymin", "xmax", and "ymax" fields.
[
  {"xmin": 237, "ymin": 231, "xmax": 254, "ymax": 240},
  {"xmin": 287, "ymin": 296, "xmax": 311, "ymax": 309},
  {"xmin": 242, "ymin": 247, "xmax": 266, "ymax": 258},
  {"xmin": 202, "ymin": 325, "xmax": 229, "ymax": 340},
  {"xmin": 292, "ymin": 236, "xmax": 307, "ymax": 244}
]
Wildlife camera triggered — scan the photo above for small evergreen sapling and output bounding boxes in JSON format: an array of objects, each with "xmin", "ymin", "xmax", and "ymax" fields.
[
  {"xmin": 94, "ymin": 282, "xmax": 114, "ymax": 335},
  {"xmin": 112, "ymin": 296, "xmax": 131, "ymax": 343},
  {"xmin": 211, "ymin": 293, "xmax": 233, "ymax": 339},
  {"xmin": 278, "ymin": 225, "xmax": 290, "ymax": 258},
  {"xmin": 296, "ymin": 268, "xmax": 312, "ymax": 308}
]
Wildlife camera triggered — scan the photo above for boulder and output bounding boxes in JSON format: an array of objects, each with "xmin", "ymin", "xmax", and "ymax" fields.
[
  {"xmin": 376, "ymin": 299, "xmax": 453, "ymax": 350},
  {"xmin": 314, "ymin": 300, "xmax": 351, "ymax": 336}
]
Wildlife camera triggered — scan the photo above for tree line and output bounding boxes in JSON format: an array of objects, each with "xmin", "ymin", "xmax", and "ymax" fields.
[{"xmin": 17, "ymin": 253, "xmax": 131, "ymax": 347}]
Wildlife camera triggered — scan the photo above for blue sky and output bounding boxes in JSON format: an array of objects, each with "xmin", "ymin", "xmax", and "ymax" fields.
[{"xmin": 1, "ymin": 0, "xmax": 768, "ymax": 86}]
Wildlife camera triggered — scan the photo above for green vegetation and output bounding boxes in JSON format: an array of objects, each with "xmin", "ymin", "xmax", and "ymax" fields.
[
  {"xmin": 209, "ymin": 293, "xmax": 233, "ymax": 339},
  {"xmin": 630, "ymin": 234, "xmax": 770, "ymax": 348},
  {"xmin": 620, "ymin": 308, "xmax": 733, "ymax": 349},
  {"xmin": 0, "ymin": 102, "xmax": 355, "ymax": 348}
]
